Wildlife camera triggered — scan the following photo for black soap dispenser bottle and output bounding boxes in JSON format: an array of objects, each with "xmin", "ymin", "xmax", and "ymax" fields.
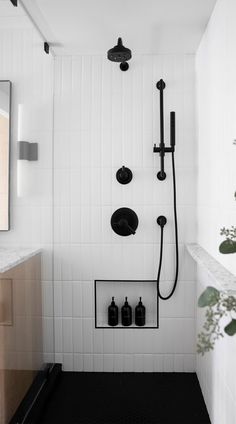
[
  {"xmin": 108, "ymin": 297, "xmax": 119, "ymax": 326},
  {"xmin": 135, "ymin": 297, "xmax": 146, "ymax": 326},
  {"xmin": 121, "ymin": 297, "xmax": 132, "ymax": 326}
]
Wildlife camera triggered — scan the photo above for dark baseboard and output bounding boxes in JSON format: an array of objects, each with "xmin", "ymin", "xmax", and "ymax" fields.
[{"xmin": 9, "ymin": 363, "xmax": 62, "ymax": 424}]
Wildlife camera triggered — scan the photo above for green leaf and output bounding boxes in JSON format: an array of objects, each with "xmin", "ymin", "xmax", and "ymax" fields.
[
  {"xmin": 219, "ymin": 240, "xmax": 236, "ymax": 254},
  {"xmin": 224, "ymin": 319, "xmax": 236, "ymax": 336},
  {"xmin": 198, "ymin": 286, "xmax": 220, "ymax": 308}
]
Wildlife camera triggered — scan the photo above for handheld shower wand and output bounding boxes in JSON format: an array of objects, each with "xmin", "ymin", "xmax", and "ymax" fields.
[{"xmin": 154, "ymin": 79, "xmax": 179, "ymax": 300}]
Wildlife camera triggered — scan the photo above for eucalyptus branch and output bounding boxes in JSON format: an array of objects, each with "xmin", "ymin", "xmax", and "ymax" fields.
[
  {"xmin": 197, "ymin": 289, "xmax": 236, "ymax": 355},
  {"xmin": 220, "ymin": 226, "xmax": 236, "ymax": 240}
]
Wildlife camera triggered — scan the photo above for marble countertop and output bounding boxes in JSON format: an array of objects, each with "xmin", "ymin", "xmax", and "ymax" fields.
[
  {"xmin": 187, "ymin": 243, "xmax": 236, "ymax": 294},
  {"xmin": 0, "ymin": 247, "xmax": 41, "ymax": 274}
]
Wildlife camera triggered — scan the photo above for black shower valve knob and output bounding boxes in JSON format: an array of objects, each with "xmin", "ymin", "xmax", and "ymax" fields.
[{"xmin": 116, "ymin": 166, "xmax": 133, "ymax": 184}]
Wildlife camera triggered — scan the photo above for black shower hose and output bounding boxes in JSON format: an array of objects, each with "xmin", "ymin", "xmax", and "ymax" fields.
[{"xmin": 157, "ymin": 151, "xmax": 179, "ymax": 300}]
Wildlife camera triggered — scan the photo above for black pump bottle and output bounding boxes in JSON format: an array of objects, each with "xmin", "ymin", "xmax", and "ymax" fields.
[
  {"xmin": 135, "ymin": 297, "xmax": 146, "ymax": 326},
  {"xmin": 121, "ymin": 297, "xmax": 132, "ymax": 326},
  {"xmin": 108, "ymin": 297, "xmax": 118, "ymax": 326}
]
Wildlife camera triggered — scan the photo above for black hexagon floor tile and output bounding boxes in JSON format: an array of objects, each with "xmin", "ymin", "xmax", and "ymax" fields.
[{"xmin": 40, "ymin": 372, "xmax": 211, "ymax": 424}]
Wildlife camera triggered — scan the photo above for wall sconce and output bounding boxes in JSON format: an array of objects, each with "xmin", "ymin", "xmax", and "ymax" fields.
[{"xmin": 18, "ymin": 141, "xmax": 38, "ymax": 161}]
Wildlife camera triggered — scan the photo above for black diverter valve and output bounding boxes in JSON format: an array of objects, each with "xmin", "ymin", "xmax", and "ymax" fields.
[
  {"xmin": 116, "ymin": 166, "xmax": 133, "ymax": 184},
  {"xmin": 111, "ymin": 207, "xmax": 138, "ymax": 236}
]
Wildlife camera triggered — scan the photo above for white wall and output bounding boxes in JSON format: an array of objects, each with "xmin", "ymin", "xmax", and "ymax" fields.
[
  {"xmin": 196, "ymin": 0, "xmax": 236, "ymax": 421},
  {"xmin": 0, "ymin": 14, "xmax": 54, "ymax": 361},
  {"xmin": 53, "ymin": 54, "xmax": 197, "ymax": 371},
  {"xmin": 196, "ymin": 0, "xmax": 236, "ymax": 276},
  {"xmin": 196, "ymin": 265, "xmax": 236, "ymax": 424}
]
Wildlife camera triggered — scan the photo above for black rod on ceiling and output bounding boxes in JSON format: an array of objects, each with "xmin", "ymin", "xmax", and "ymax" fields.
[{"xmin": 9, "ymin": 0, "xmax": 54, "ymax": 56}]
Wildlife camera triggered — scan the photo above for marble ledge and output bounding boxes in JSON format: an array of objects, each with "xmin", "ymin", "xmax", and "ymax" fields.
[
  {"xmin": 186, "ymin": 243, "xmax": 236, "ymax": 295},
  {"xmin": 0, "ymin": 247, "xmax": 41, "ymax": 274}
]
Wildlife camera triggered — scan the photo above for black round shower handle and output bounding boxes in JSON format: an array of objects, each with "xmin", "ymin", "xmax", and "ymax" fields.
[{"xmin": 111, "ymin": 207, "xmax": 138, "ymax": 236}]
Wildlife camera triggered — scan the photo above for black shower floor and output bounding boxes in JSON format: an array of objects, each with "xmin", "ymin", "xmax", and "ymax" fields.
[{"xmin": 40, "ymin": 372, "xmax": 211, "ymax": 424}]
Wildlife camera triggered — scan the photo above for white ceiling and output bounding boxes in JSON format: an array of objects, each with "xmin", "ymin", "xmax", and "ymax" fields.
[{"xmin": 19, "ymin": 0, "xmax": 217, "ymax": 55}]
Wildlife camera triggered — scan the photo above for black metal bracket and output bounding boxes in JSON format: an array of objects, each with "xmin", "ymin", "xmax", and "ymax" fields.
[
  {"xmin": 44, "ymin": 42, "xmax": 50, "ymax": 54},
  {"xmin": 153, "ymin": 79, "xmax": 176, "ymax": 180},
  {"xmin": 10, "ymin": 0, "xmax": 17, "ymax": 6}
]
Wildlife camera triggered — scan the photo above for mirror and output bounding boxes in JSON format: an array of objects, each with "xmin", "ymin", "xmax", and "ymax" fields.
[{"xmin": 0, "ymin": 81, "xmax": 10, "ymax": 231}]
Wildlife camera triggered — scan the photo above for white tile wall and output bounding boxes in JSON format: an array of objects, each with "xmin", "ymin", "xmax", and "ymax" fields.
[
  {"xmin": 196, "ymin": 0, "xmax": 236, "ymax": 277},
  {"xmin": 196, "ymin": 265, "xmax": 236, "ymax": 424},
  {"xmin": 0, "ymin": 10, "xmax": 54, "ymax": 361},
  {"xmin": 54, "ymin": 54, "xmax": 196, "ymax": 371},
  {"xmin": 196, "ymin": 0, "xmax": 236, "ymax": 421}
]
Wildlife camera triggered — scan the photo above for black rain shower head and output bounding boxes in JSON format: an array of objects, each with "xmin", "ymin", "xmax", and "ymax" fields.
[{"xmin": 107, "ymin": 38, "xmax": 132, "ymax": 71}]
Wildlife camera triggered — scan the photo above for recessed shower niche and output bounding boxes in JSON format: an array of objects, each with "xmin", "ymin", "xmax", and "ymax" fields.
[{"xmin": 94, "ymin": 280, "xmax": 158, "ymax": 329}]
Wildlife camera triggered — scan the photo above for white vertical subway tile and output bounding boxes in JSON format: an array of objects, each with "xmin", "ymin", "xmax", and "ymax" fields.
[
  {"xmin": 73, "ymin": 318, "xmax": 83, "ymax": 353},
  {"xmin": 55, "ymin": 353, "xmax": 63, "ymax": 364},
  {"xmin": 103, "ymin": 354, "xmax": 114, "ymax": 372},
  {"xmin": 82, "ymin": 281, "xmax": 94, "ymax": 317},
  {"xmin": 143, "ymin": 355, "xmax": 154, "ymax": 373},
  {"xmin": 103, "ymin": 329, "xmax": 114, "ymax": 354},
  {"xmin": 73, "ymin": 354, "xmax": 83, "ymax": 372},
  {"xmin": 184, "ymin": 355, "xmax": 196, "ymax": 372},
  {"xmin": 153, "ymin": 355, "xmax": 164, "ymax": 372},
  {"xmin": 54, "ymin": 281, "xmax": 62, "ymax": 317},
  {"xmin": 113, "ymin": 329, "xmax": 124, "ymax": 354},
  {"xmin": 42, "ymin": 281, "xmax": 53, "ymax": 317},
  {"xmin": 93, "ymin": 329, "xmax": 104, "ymax": 354},
  {"xmin": 63, "ymin": 354, "xmax": 74, "ymax": 372},
  {"xmin": 93, "ymin": 354, "xmax": 104, "ymax": 372},
  {"xmin": 62, "ymin": 318, "xmax": 73, "ymax": 353},
  {"xmin": 72, "ymin": 281, "xmax": 83, "ymax": 317},
  {"xmin": 124, "ymin": 355, "xmax": 134, "ymax": 372},
  {"xmin": 42, "ymin": 317, "xmax": 54, "ymax": 353},
  {"xmin": 134, "ymin": 354, "xmax": 143, "ymax": 372},
  {"xmin": 62, "ymin": 281, "xmax": 73, "ymax": 317},
  {"xmin": 163, "ymin": 355, "xmax": 174, "ymax": 372},
  {"xmin": 82, "ymin": 319, "xmax": 93, "ymax": 353},
  {"xmin": 174, "ymin": 355, "xmax": 184, "ymax": 372},
  {"xmin": 113, "ymin": 355, "xmax": 124, "ymax": 372},
  {"xmin": 83, "ymin": 354, "xmax": 93, "ymax": 372},
  {"xmin": 55, "ymin": 318, "xmax": 62, "ymax": 353}
]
